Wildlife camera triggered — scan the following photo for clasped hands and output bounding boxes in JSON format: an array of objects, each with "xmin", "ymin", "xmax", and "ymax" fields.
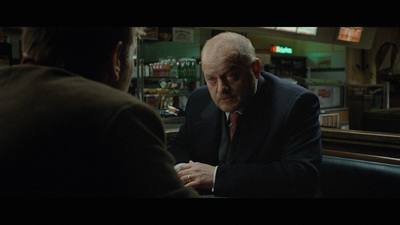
[{"xmin": 176, "ymin": 160, "xmax": 216, "ymax": 190}]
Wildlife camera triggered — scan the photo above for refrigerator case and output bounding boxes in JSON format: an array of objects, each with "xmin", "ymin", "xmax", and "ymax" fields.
[
  {"xmin": 282, "ymin": 77, "xmax": 346, "ymax": 109},
  {"xmin": 306, "ymin": 79, "xmax": 345, "ymax": 109}
]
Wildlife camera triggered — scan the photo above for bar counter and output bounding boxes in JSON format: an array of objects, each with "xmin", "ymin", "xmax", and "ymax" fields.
[
  {"xmin": 164, "ymin": 122, "xmax": 400, "ymax": 165},
  {"xmin": 164, "ymin": 123, "xmax": 182, "ymax": 139},
  {"xmin": 321, "ymin": 127, "xmax": 400, "ymax": 165}
]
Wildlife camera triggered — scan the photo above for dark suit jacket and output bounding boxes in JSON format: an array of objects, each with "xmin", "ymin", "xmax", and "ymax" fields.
[
  {"xmin": 0, "ymin": 65, "xmax": 199, "ymax": 198},
  {"xmin": 167, "ymin": 71, "xmax": 322, "ymax": 197}
]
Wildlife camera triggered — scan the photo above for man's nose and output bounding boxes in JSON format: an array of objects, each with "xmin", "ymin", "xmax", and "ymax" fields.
[{"xmin": 217, "ymin": 79, "xmax": 229, "ymax": 93}]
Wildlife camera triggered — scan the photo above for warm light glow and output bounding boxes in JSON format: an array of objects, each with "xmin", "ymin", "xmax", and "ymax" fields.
[
  {"xmin": 259, "ymin": 27, "xmax": 317, "ymax": 36},
  {"xmin": 337, "ymin": 27, "xmax": 363, "ymax": 43}
]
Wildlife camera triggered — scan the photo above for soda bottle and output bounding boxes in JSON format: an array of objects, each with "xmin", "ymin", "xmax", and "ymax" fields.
[
  {"xmin": 190, "ymin": 61, "xmax": 195, "ymax": 80},
  {"xmin": 149, "ymin": 63, "xmax": 154, "ymax": 77},
  {"xmin": 165, "ymin": 59, "xmax": 170, "ymax": 77},
  {"xmin": 178, "ymin": 61, "xmax": 183, "ymax": 78},
  {"xmin": 154, "ymin": 62, "xmax": 160, "ymax": 77},
  {"xmin": 160, "ymin": 60, "xmax": 166, "ymax": 77},
  {"xmin": 182, "ymin": 61, "xmax": 188, "ymax": 79},
  {"xmin": 170, "ymin": 59, "xmax": 178, "ymax": 78}
]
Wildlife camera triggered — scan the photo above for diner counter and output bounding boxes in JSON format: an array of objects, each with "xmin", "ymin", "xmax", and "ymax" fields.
[
  {"xmin": 164, "ymin": 123, "xmax": 400, "ymax": 165},
  {"xmin": 321, "ymin": 128, "xmax": 400, "ymax": 164},
  {"xmin": 164, "ymin": 123, "xmax": 182, "ymax": 139}
]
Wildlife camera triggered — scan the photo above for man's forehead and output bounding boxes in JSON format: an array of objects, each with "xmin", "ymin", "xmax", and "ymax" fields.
[
  {"xmin": 203, "ymin": 64, "xmax": 233, "ymax": 77},
  {"xmin": 203, "ymin": 39, "xmax": 236, "ymax": 54},
  {"xmin": 202, "ymin": 46, "xmax": 238, "ymax": 64}
]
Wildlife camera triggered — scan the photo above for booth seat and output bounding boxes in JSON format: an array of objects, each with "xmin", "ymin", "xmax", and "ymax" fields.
[{"xmin": 320, "ymin": 155, "xmax": 400, "ymax": 197}]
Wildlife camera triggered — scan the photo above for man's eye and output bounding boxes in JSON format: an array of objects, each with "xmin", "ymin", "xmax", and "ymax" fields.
[
  {"xmin": 207, "ymin": 77, "xmax": 215, "ymax": 82},
  {"xmin": 227, "ymin": 74, "xmax": 237, "ymax": 79}
]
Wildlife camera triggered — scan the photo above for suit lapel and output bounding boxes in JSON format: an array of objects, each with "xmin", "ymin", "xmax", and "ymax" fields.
[{"xmin": 227, "ymin": 75, "xmax": 272, "ymax": 164}]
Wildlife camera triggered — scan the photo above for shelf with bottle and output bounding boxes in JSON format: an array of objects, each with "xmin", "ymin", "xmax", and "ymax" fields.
[
  {"xmin": 143, "ymin": 87, "xmax": 192, "ymax": 97},
  {"xmin": 144, "ymin": 58, "xmax": 199, "ymax": 82},
  {"xmin": 134, "ymin": 57, "xmax": 202, "ymax": 114}
]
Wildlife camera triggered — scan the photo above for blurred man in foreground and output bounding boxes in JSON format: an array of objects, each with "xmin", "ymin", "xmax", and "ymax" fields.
[{"xmin": 0, "ymin": 27, "xmax": 199, "ymax": 198}]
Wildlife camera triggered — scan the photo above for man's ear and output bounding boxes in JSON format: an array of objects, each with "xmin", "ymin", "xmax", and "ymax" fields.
[
  {"xmin": 111, "ymin": 41, "xmax": 123, "ymax": 82},
  {"xmin": 253, "ymin": 58, "xmax": 261, "ymax": 79}
]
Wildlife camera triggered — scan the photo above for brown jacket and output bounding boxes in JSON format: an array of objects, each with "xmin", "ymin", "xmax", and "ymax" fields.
[{"xmin": 0, "ymin": 65, "xmax": 199, "ymax": 198}]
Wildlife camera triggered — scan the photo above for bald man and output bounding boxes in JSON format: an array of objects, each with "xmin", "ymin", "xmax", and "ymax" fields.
[{"xmin": 167, "ymin": 32, "xmax": 322, "ymax": 197}]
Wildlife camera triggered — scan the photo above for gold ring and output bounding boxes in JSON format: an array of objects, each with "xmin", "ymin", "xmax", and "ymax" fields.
[{"xmin": 187, "ymin": 175, "xmax": 191, "ymax": 182}]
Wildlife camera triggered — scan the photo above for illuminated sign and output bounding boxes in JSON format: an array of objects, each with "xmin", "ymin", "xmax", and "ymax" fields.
[
  {"xmin": 337, "ymin": 27, "xmax": 363, "ymax": 43},
  {"xmin": 260, "ymin": 27, "xmax": 318, "ymax": 36},
  {"xmin": 270, "ymin": 45, "xmax": 292, "ymax": 54}
]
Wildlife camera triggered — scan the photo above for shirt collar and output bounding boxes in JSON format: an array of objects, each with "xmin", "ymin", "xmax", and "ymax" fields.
[{"xmin": 225, "ymin": 107, "xmax": 244, "ymax": 121}]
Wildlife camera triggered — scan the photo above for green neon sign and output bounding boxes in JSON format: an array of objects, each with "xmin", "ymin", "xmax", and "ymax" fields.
[
  {"xmin": 270, "ymin": 45, "xmax": 293, "ymax": 54},
  {"xmin": 277, "ymin": 46, "xmax": 292, "ymax": 54}
]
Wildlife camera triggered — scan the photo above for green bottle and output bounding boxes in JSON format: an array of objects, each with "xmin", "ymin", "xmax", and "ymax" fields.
[{"xmin": 177, "ymin": 61, "xmax": 182, "ymax": 79}]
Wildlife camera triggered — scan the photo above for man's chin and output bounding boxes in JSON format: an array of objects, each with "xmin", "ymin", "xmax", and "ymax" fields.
[{"xmin": 217, "ymin": 103, "xmax": 238, "ymax": 113}]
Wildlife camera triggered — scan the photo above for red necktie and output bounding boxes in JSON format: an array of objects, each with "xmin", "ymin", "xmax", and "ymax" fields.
[{"xmin": 229, "ymin": 112, "xmax": 239, "ymax": 141}]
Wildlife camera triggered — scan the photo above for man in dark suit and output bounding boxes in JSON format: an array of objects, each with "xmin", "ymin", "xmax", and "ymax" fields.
[
  {"xmin": 167, "ymin": 32, "xmax": 322, "ymax": 197},
  {"xmin": 0, "ymin": 27, "xmax": 199, "ymax": 198}
]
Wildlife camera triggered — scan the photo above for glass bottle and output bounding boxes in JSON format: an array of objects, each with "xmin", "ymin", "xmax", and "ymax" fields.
[{"xmin": 165, "ymin": 59, "xmax": 170, "ymax": 77}]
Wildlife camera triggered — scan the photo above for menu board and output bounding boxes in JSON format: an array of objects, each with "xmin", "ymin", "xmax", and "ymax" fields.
[
  {"xmin": 142, "ymin": 27, "xmax": 158, "ymax": 40},
  {"xmin": 337, "ymin": 27, "xmax": 363, "ymax": 43},
  {"xmin": 309, "ymin": 85, "xmax": 342, "ymax": 108}
]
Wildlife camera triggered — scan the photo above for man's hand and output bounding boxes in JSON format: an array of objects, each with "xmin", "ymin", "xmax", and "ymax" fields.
[{"xmin": 176, "ymin": 160, "xmax": 216, "ymax": 190}]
